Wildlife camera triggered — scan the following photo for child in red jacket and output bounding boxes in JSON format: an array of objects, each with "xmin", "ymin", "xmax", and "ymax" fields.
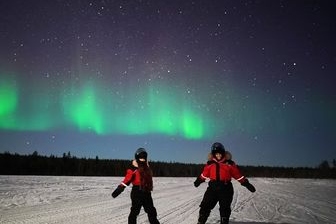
[
  {"xmin": 194, "ymin": 142, "xmax": 256, "ymax": 224},
  {"xmin": 112, "ymin": 148, "xmax": 160, "ymax": 224}
]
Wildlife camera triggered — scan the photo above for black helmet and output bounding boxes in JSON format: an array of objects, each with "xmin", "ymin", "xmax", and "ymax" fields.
[
  {"xmin": 211, "ymin": 142, "xmax": 225, "ymax": 156},
  {"xmin": 135, "ymin": 148, "xmax": 148, "ymax": 161}
]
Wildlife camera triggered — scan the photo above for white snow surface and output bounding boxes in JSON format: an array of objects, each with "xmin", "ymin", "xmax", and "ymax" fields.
[{"xmin": 0, "ymin": 176, "xmax": 335, "ymax": 224}]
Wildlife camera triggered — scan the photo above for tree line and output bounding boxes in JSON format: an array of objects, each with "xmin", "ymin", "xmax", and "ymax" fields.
[{"xmin": 0, "ymin": 151, "xmax": 335, "ymax": 179}]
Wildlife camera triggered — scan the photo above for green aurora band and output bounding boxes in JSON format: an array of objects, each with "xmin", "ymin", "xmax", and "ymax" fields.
[
  {"xmin": 61, "ymin": 80, "xmax": 205, "ymax": 138},
  {"xmin": 0, "ymin": 74, "xmax": 208, "ymax": 139},
  {"xmin": 0, "ymin": 76, "xmax": 18, "ymax": 123},
  {"xmin": 2, "ymin": 73, "xmax": 302, "ymax": 140}
]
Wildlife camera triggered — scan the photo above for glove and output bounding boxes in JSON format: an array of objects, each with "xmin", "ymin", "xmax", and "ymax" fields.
[
  {"xmin": 194, "ymin": 177, "xmax": 203, "ymax": 187},
  {"xmin": 241, "ymin": 179, "xmax": 256, "ymax": 193},
  {"xmin": 111, "ymin": 185, "xmax": 125, "ymax": 198}
]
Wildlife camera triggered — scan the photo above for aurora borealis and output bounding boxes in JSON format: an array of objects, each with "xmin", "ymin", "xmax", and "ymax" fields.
[
  {"xmin": 1, "ymin": 0, "xmax": 335, "ymax": 166},
  {"xmin": 0, "ymin": 73, "xmax": 207, "ymax": 137}
]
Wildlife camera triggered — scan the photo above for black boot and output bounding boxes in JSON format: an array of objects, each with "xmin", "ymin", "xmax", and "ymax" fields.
[
  {"xmin": 220, "ymin": 217, "xmax": 229, "ymax": 224},
  {"xmin": 148, "ymin": 216, "xmax": 160, "ymax": 224},
  {"xmin": 197, "ymin": 214, "xmax": 208, "ymax": 224},
  {"xmin": 128, "ymin": 216, "xmax": 136, "ymax": 224}
]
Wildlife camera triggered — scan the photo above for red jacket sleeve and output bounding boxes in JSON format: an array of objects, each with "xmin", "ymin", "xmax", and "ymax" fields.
[
  {"xmin": 229, "ymin": 162, "xmax": 246, "ymax": 183},
  {"xmin": 121, "ymin": 168, "xmax": 136, "ymax": 187},
  {"xmin": 200, "ymin": 164, "xmax": 211, "ymax": 180}
]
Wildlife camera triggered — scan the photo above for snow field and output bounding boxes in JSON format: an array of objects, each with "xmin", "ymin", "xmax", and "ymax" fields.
[{"xmin": 0, "ymin": 176, "xmax": 335, "ymax": 224}]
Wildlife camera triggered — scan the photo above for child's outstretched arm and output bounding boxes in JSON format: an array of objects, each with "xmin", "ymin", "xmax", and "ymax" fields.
[
  {"xmin": 230, "ymin": 161, "xmax": 256, "ymax": 193},
  {"xmin": 194, "ymin": 176, "xmax": 204, "ymax": 187},
  {"xmin": 194, "ymin": 164, "xmax": 210, "ymax": 187},
  {"xmin": 111, "ymin": 168, "xmax": 136, "ymax": 198},
  {"xmin": 241, "ymin": 179, "xmax": 256, "ymax": 192},
  {"xmin": 111, "ymin": 185, "xmax": 125, "ymax": 198}
]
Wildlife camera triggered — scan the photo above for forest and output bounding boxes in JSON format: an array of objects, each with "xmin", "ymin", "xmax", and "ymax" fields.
[{"xmin": 0, "ymin": 151, "xmax": 335, "ymax": 179}]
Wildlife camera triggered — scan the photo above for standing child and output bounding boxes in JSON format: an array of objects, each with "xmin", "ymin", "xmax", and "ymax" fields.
[
  {"xmin": 194, "ymin": 142, "xmax": 256, "ymax": 224},
  {"xmin": 112, "ymin": 148, "xmax": 160, "ymax": 224}
]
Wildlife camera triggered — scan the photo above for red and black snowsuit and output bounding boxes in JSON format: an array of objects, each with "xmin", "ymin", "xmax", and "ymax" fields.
[
  {"xmin": 119, "ymin": 160, "xmax": 160, "ymax": 224},
  {"xmin": 195, "ymin": 157, "xmax": 246, "ymax": 224}
]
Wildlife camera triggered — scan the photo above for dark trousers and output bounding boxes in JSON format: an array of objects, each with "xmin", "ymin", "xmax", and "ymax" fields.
[
  {"xmin": 128, "ymin": 186, "xmax": 160, "ymax": 224},
  {"xmin": 198, "ymin": 181, "xmax": 233, "ymax": 224}
]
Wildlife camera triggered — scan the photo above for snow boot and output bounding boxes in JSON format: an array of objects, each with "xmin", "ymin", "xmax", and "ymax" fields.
[
  {"xmin": 220, "ymin": 217, "xmax": 229, "ymax": 224},
  {"xmin": 148, "ymin": 216, "xmax": 160, "ymax": 224},
  {"xmin": 197, "ymin": 214, "xmax": 208, "ymax": 224}
]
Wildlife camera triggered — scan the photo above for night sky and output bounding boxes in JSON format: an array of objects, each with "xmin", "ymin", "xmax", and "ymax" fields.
[{"xmin": 1, "ymin": 0, "xmax": 335, "ymax": 167}]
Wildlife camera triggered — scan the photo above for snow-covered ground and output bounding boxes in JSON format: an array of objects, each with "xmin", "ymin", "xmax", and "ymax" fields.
[{"xmin": 0, "ymin": 176, "xmax": 335, "ymax": 224}]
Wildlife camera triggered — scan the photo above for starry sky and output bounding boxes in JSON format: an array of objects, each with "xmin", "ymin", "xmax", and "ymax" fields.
[{"xmin": 0, "ymin": 0, "xmax": 335, "ymax": 167}]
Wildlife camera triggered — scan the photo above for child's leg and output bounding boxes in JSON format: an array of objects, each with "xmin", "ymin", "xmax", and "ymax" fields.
[
  {"xmin": 198, "ymin": 188, "xmax": 218, "ymax": 224},
  {"xmin": 128, "ymin": 189, "xmax": 142, "ymax": 224},
  {"xmin": 218, "ymin": 183, "xmax": 233, "ymax": 224},
  {"xmin": 142, "ymin": 192, "xmax": 160, "ymax": 224}
]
